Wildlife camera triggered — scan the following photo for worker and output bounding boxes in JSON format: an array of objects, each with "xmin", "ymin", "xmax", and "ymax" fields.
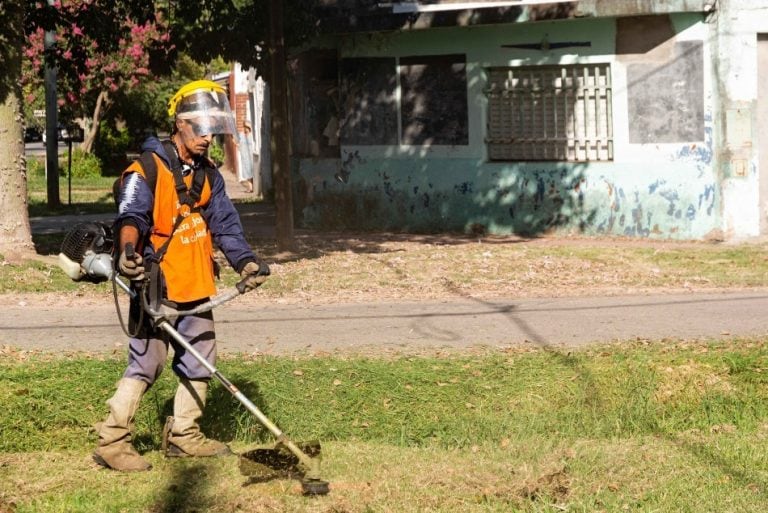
[{"xmin": 93, "ymin": 80, "xmax": 270, "ymax": 472}]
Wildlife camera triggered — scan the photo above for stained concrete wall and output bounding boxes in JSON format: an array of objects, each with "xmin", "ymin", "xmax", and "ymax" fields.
[{"xmin": 296, "ymin": 11, "xmax": 730, "ymax": 239}]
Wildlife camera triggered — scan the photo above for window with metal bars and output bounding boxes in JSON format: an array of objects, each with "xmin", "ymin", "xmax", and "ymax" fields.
[{"xmin": 485, "ymin": 64, "xmax": 613, "ymax": 161}]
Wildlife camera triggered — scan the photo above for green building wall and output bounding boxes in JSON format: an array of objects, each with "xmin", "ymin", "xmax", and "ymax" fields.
[{"xmin": 295, "ymin": 13, "xmax": 721, "ymax": 239}]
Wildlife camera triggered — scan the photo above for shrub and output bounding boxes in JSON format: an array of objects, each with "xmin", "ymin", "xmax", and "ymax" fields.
[
  {"xmin": 209, "ymin": 137, "xmax": 225, "ymax": 166},
  {"xmin": 26, "ymin": 157, "xmax": 45, "ymax": 178},
  {"xmin": 27, "ymin": 151, "xmax": 103, "ymax": 180},
  {"xmin": 94, "ymin": 124, "xmax": 134, "ymax": 175},
  {"xmin": 60, "ymin": 149, "xmax": 103, "ymax": 179}
]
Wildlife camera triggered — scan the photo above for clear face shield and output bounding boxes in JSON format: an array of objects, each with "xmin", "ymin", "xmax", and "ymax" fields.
[{"xmin": 175, "ymin": 89, "xmax": 237, "ymax": 137}]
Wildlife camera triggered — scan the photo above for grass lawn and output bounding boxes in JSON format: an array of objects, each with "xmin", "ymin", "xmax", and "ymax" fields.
[
  {"xmin": 26, "ymin": 171, "xmax": 118, "ymax": 217},
  {"xmin": 2, "ymin": 339, "xmax": 768, "ymax": 512}
]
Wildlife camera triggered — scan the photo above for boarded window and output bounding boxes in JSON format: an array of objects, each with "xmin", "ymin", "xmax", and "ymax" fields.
[
  {"xmin": 627, "ymin": 41, "xmax": 704, "ymax": 144},
  {"xmin": 400, "ymin": 54, "xmax": 468, "ymax": 145},
  {"xmin": 290, "ymin": 49, "xmax": 340, "ymax": 158},
  {"xmin": 486, "ymin": 64, "xmax": 613, "ymax": 161},
  {"xmin": 339, "ymin": 57, "xmax": 398, "ymax": 145}
]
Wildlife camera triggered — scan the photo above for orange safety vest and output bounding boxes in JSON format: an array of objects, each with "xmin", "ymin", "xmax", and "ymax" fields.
[{"xmin": 124, "ymin": 154, "xmax": 216, "ymax": 303}]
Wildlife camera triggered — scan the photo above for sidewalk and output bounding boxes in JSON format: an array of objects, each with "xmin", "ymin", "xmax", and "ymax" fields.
[{"xmin": 3, "ymin": 291, "xmax": 768, "ymax": 355}]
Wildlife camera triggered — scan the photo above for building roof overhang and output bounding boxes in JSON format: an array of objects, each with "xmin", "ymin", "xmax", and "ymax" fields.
[{"xmin": 316, "ymin": 0, "xmax": 715, "ymax": 34}]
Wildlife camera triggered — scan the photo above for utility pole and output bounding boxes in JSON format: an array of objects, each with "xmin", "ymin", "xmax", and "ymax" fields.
[
  {"xmin": 44, "ymin": 0, "xmax": 60, "ymax": 208},
  {"xmin": 268, "ymin": 0, "xmax": 295, "ymax": 252}
]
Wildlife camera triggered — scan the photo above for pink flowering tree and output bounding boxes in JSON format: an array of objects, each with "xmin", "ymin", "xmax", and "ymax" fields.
[
  {"xmin": 2, "ymin": 0, "xmax": 318, "ymax": 257},
  {"xmin": 22, "ymin": 0, "xmax": 172, "ymax": 153}
]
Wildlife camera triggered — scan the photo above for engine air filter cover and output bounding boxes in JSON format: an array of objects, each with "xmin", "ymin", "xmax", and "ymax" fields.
[{"xmin": 60, "ymin": 222, "xmax": 114, "ymax": 264}]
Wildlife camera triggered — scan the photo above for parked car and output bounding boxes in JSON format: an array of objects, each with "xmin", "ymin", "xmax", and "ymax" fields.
[
  {"xmin": 42, "ymin": 124, "xmax": 69, "ymax": 145},
  {"xmin": 24, "ymin": 126, "xmax": 43, "ymax": 143}
]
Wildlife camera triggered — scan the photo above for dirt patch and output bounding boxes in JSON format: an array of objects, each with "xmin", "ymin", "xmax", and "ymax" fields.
[{"xmin": 5, "ymin": 230, "xmax": 768, "ymax": 308}]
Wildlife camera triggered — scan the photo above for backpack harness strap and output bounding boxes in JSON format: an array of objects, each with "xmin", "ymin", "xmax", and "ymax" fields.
[
  {"xmin": 149, "ymin": 140, "xmax": 210, "ymax": 264},
  {"xmin": 143, "ymin": 140, "xmax": 213, "ymax": 315}
]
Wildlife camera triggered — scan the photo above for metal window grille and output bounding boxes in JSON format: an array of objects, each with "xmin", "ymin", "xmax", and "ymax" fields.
[{"xmin": 486, "ymin": 64, "xmax": 613, "ymax": 161}]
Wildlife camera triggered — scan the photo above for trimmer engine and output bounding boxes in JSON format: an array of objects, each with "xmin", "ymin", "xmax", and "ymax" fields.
[{"xmin": 58, "ymin": 222, "xmax": 115, "ymax": 283}]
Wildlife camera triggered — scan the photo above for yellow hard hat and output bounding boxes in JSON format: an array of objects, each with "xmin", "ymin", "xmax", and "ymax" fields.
[{"xmin": 167, "ymin": 80, "xmax": 236, "ymax": 136}]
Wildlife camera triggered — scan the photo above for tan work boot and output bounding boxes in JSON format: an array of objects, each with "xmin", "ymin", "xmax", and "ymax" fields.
[
  {"xmin": 162, "ymin": 378, "xmax": 231, "ymax": 458},
  {"xmin": 93, "ymin": 378, "xmax": 152, "ymax": 472}
]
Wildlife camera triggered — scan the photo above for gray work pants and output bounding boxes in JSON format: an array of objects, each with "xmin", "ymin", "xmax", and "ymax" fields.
[{"xmin": 123, "ymin": 309, "xmax": 216, "ymax": 386}]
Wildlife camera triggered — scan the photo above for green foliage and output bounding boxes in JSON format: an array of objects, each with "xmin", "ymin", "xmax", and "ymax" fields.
[
  {"xmin": 112, "ymin": 83, "xmax": 175, "ymax": 137},
  {"xmin": 170, "ymin": 0, "xmax": 320, "ymax": 74},
  {"xmin": 207, "ymin": 56, "xmax": 231, "ymax": 75},
  {"xmin": 92, "ymin": 123, "xmax": 133, "ymax": 173},
  {"xmin": 27, "ymin": 151, "xmax": 103, "ymax": 181},
  {"xmin": 102, "ymin": 124, "xmax": 134, "ymax": 155},
  {"xmin": 209, "ymin": 137, "xmax": 226, "ymax": 166},
  {"xmin": 62, "ymin": 149, "xmax": 103, "ymax": 179},
  {"xmin": 175, "ymin": 53, "xmax": 210, "ymax": 78},
  {"xmin": 26, "ymin": 156, "xmax": 45, "ymax": 178}
]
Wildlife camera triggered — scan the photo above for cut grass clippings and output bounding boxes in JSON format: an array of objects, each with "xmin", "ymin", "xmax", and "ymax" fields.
[
  {"xmin": 2, "ymin": 338, "xmax": 768, "ymax": 512},
  {"xmin": 247, "ymin": 236, "xmax": 768, "ymax": 303}
]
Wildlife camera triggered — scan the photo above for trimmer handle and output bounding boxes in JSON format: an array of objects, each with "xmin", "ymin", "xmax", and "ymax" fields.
[
  {"xmin": 124, "ymin": 242, "xmax": 136, "ymax": 260},
  {"xmin": 143, "ymin": 276, "xmax": 262, "ymax": 319},
  {"xmin": 235, "ymin": 274, "xmax": 267, "ymax": 294}
]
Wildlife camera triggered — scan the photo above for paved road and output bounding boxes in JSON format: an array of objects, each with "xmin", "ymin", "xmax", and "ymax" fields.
[
  {"xmin": 3, "ymin": 291, "xmax": 767, "ymax": 355},
  {"xmin": 25, "ymin": 140, "xmax": 66, "ymax": 158},
  {"xmin": 20, "ymin": 195, "xmax": 768, "ymax": 355}
]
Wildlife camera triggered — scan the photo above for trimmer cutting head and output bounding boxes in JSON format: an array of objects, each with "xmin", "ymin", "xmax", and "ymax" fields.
[
  {"xmin": 239, "ymin": 441, "xmax": 329, "ymax": 495},
  {"xmin": 300, "ymin": 477, "xmax": 331, "ymax": 496}
]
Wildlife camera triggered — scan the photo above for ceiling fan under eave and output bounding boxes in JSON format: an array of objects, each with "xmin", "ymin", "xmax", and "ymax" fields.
[{"xmin": 502, "ymin": 37, "xmax": 592, "ymax": 51}]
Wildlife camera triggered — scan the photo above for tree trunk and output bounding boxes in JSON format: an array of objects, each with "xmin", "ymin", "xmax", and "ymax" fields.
[
  {"xmin": 0, "ymin": 2, "xmax": 36, "ymax": 262},
  {"xmin": 269, "ymin": 0, "xmax": 295, "ymax": 252},
  {"xmin": 79, "ymin": 90, "xmax": 108, "ymax": 154}
]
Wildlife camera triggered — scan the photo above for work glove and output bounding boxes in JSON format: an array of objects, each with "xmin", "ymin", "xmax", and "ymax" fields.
[
  {"xmin": 239, "ymin": 260, "xmax": 270, "ymax": 292},
  {"xmin": 118, "ymin": 250, "xmax": 145, "ymax": 281}
]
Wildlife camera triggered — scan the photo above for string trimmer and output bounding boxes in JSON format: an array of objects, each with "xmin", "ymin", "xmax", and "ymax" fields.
[{"xmin": 57, "ymin": 222, "xmax": 330, "ymax": 496}]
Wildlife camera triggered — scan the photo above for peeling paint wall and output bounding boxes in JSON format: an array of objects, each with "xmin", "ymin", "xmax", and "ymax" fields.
[
  {"xmin": 712, "ymin": 0, "xmax": 768, "ymax": 239},
  {"xmin": 299, "ymin": 156, "xmax": 718, "ymax": 237},
  {"xmin": 296, "ymin": 11, "xmax": 735, "ymax": 239}
]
